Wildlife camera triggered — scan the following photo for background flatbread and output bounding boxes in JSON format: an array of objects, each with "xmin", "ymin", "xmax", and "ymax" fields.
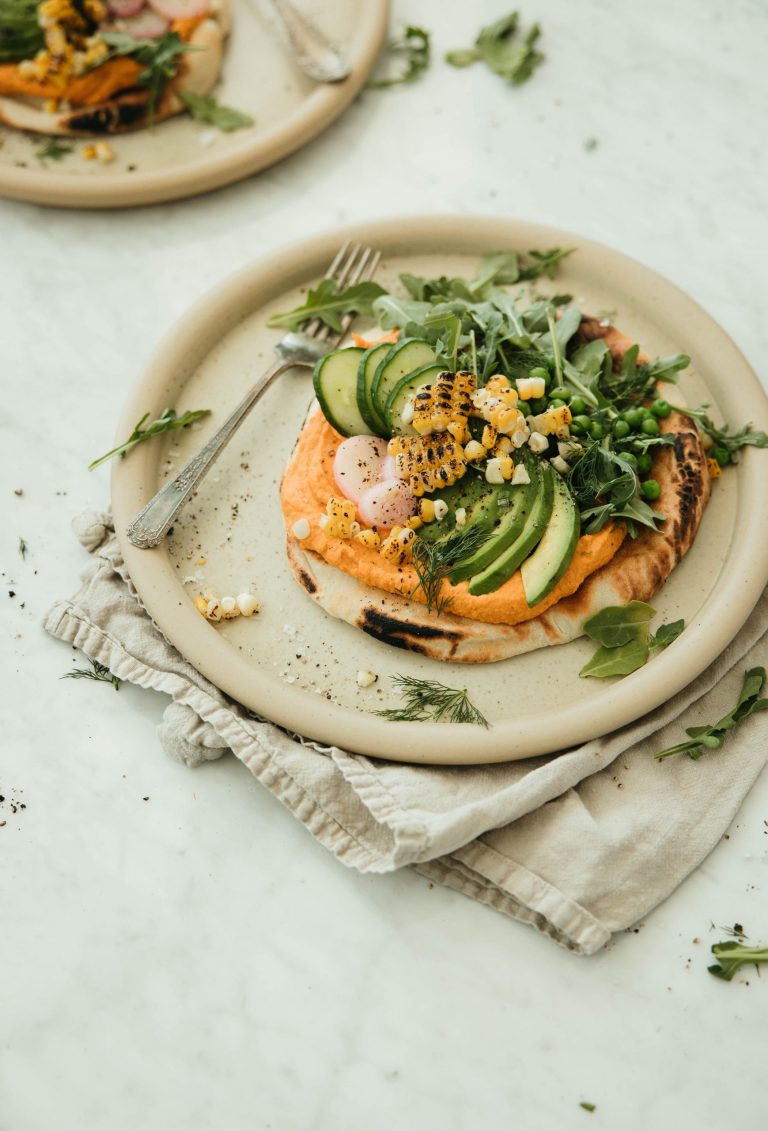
[{"xmin": 284, "ymin": 323, "xmax": 711, "ymax": 663}]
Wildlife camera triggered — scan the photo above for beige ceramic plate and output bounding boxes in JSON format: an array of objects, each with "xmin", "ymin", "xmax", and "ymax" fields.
[
  {"xmin": 112, "ymin": 216, "xmax": 768, "ymax": 764},
  {"xmin": 0, "ymin": 0, "xmax": 388, "ymax": 209}
]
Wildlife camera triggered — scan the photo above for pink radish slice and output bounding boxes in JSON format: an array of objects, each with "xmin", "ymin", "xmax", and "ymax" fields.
[
  {"xmin": 358, "ymin": 479, "xmax": 418, "ymax": 529},
  {"xmin": 333, "ymin": 436, "xmax": 388, "ymax": 504},
  {"xmin": 112, "ymin": 8, "xmax": 168, "ymax": 36},
  {"xmin": 108, "ymin": 0, "xmax": 146, "ymax": 19},
  {"xmin": 147, "ymin": 0, "xmax": 208, "ymax": 20}
]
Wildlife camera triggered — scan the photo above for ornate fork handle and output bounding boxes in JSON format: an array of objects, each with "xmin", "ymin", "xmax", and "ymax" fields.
[{"xmin": 126, "ymin": 357, "xmax": 309, "ymax": 549}]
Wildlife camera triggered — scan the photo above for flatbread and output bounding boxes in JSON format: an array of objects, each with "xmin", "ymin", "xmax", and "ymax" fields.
[
  {"xmin": 283, "ymin": 322, "xmax": 711, "ymax": 663},
  {"xmin": 0, "ymin": 1, "xmax": 229, "ymax": 136}
]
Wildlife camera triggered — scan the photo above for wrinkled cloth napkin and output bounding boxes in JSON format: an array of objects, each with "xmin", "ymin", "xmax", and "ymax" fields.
[{"xmin": 44, "ymin": 512, "xmax": 768, "ymax": 955}]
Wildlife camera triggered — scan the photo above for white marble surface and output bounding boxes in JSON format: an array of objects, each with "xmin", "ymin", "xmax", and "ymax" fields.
[{"xmin": 2, "ymin": 1, "xmax": 768, "ymax": 1127}]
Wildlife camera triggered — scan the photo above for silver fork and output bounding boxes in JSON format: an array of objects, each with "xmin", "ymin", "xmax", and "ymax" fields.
[{"xmin": 126, "ymin": 241, "xmax": 381, "ymax": 550}]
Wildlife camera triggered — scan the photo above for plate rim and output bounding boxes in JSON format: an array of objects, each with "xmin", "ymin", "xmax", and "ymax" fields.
[
  {"xmin": 0, "ymin": 0, "xmax": 389, "ymax": 209},
  {"xmin": 111, "ymin": 214, "xmax": 768, "ymax": 763}
]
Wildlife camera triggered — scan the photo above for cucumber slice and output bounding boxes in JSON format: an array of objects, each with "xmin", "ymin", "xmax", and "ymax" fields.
[
  {"xmin": 313, "ymin": 347, "xmax": 372, "ymax": 438},
  {"xmin": 371, "ymin": 338, "xmax": 437, "ymax": 425},
  {"xmin": 521, "ymin": 471, "xmax": 580, "ymax": 606},
  {"xmin": 385, "ymin": 363, "xmax": 445, "ymax": 436},
  {"xmin": 357, "ymin": 342, "xmax": 392, "ymax": 437}
]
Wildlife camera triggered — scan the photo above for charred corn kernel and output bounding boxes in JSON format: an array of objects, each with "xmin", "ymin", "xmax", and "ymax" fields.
[
  {"xmin": 323, "ymin": 497, "xmax": 357, "ymax": 538},
  {"xmin": 412, "ymin": 370, "xmax": 476, "ymax": 437},
  {"xmin": 355, "ymin": 528, "xmax": 381, "ymax": 550},
  {"xmin": 511, "ymin": 462, "xmax": 531, "ymax": 486},
  {"xmin": 494, "ymin": 436, "xmax": 513, "ymax": 456},
  {"xmin": 379, "ymin": 526, "xmax": 416, "ymax": 565},
  {"xmin": 419, "ymin": 498, "xmax": 436, "ymax": 523},
  {"xmin": 485, "ymin": 456, "xmax": 513, "ymax": 484},
  {"xmin": 528, "ymin": 431, "xmax": 549, "ymax": 454},
  {"xmin": 292, "ymin": 518, "xmax": 311, "ymax": 540},
  {"xmin": 356, "ymin": 670, "xmax": 378, "ymax": 688},
  {"xmin": 81, "ymin": 144, "xmax": 97, "ymax": 160},
  {"xmin": 406, "ymin": 515, "xmax": 423, "ymax": 530},
  {"xmin": 446, "ymin": 419, "xmax": 469, "ymax": 444},
  {"xmin": 206, "ymin": 598, "xmax": 223, "ymax": 622},
  {"xmin": 532, "ymin": 405, "xmax": 573, "ymax": 437},
  {"xmin": 463, "ymin": 439, "xmax": 486, "ymax": 462},
  {"xmin": 455, "ymin": 507, "xmax": 467, "ymax": 527},
  {"xmin": 551, "ymin": 455, "xmax": 570, "ymax": 475},
  {"xmin": 481, "ymin": 424, "xmax": 497, "ymax": 449},
  {"xmin": 194, "ymin": 595, "xmax": 209, "ymax": 616},
  {"xmin": 472, "ymin": 380, "xmax": 523, "ymax": 435},
  {"xmin": 516, "ymin": 376, "xmax": 547, "ymax": 400},
  {"xmin": 387, "ymin": 433, "xmax": 467, "ymax": 497},
  {"xmin": 707, "ymin": 457, "xmax": 722, "ymax": 479},
  {"xmin": 433, "ymin": 499, "xmax": 449, "ymax": 521},
  {"xmin": 94, "ymin": 141, "xmax": 114, "ymax": 164},
  {"xmin": 237, "ymin": 593, "xmax": 259, "ymax": 617}
]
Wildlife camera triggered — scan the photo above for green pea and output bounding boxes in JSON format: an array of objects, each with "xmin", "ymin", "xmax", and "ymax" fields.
[
  {"xmin": 588, "ymin": 421, "xmax": 604, "ymax": 440},
  {"xmin": 548, "ymin": 398, "xmax": 566, "ymax": 409},
  {"xmin": 529, "ymin": 397, "xmax": 549, "ymax": 414},
  {"xmin": 612, "ymin": 419, "xmax": 631, "ymax": 439},
  {"xmin": 518, "ymin": 400, "xmax": 532, "ymax": 417},
  {"xmin": 622, "ymin": 452, "xmax": 638, "ymax": 468},
  {"xmin": 570, "ymin": 415, "xmax": 591, "ymax": 435},
  {"xmin": 569, "ymin": 396, "xmax": 587, "ymax": 415},
  {"xmin": 637, "ymin": 453, "xmax": 653, "ymax": 474},
  {"xmin": 529, "ymin": 366, "xmax": 550, "ymax": 384},
  {"xmin": 624, "ymin": 407, "xmax": 644, "ymax": 427},
  {"xmin": 548, "ymin": 386, "xmax": 571, "ymax": 401},
  {"xmin": 641, "ymin": 417, "xmax": 660, "ymax": 436},
  {"xmin": 713, "ymin": 446, "xmax": 730, "ymax": 467},
  {"xmin": 651, "ymin": 398, "xmax": 672, "ymax": 418},
  {"xmin": 641, "ymin": 479, "xmax": 661, "ymax": 500}
]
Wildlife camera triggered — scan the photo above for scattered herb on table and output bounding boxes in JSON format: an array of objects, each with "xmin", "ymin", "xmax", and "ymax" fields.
[
  {"xmin": 88, "ymin": 407, "xmax": 211, "ymax": 470},
  {"xmin": 102, "ymin": 31, "xmax": 196, "ymax": 123},
  {"xmin": 34, "ymin": 138, "xmax": 74, "ymax": 162},
  {"xmin": 654, "ymin": 667, "xmax": 768, "ymax": 760},
  {"xmin": 377, "ymin": 675, "xmax": 489, "ymax": 727},
  {"xmin": 177, "ymin": 93, "xmax": 254, "ymax": 132},
  {"xmin": 367, "ymin": 24, "xmax": 431, "ymax": 88},
  {"xmin": 18, "ymin": 536, "xmax": 27, "ymax": 559},
  {"xmin": 268, "ymin": 278, "xmax": 386, "ymax": 333},
  {"xmin": 708, "ymin": 940, "xmax": 768, "ymax": 981},
  {"xmin": 668, "ymin": 403, "xmax": 768, "ymax": 467},
  {"xmin": 411, "ymin": 523, "xmax": 488, "ymax": 615},
  {"xmin": 61, "ymin": 658, "xmax": 121, "ymax": 690},
  {"xmin": 445, "ymin": 12, "xmax": 545, "ymax": 86},
  {"xmin": 579, "ymin": 601, "xmax": 685, "ymax": 678},
  {"xmin": 583, "ymin": 137, "xmax": 598, "ymax": 152},
  {"xmin": 579, "ymin": 1102, "xmax": 597, "ymax": 1113}
]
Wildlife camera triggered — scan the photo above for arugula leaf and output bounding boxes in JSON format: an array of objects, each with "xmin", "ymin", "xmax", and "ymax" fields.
[
  {"xmin": 102, "ymin": 31, "xmax": 195, "ymax": 122},
  {"xmin": 708, "ymin": 940, "xmax": 768, "ymax": 981},
  {"xmin": 446, "ymin": 12, "xmax": 545, "ymax": 86},
  {"xmin": 599, "ymin": 351, "xmax": 689, "ymax": 409},
  {"xmin": 649, "ymin": 619, "xmax": 685, "ymax": 649},
  {"xmin": 177, "ymin": 93, "xmax": 253, "ymax": 132},
  {"xmin": 579, "ymin": 639, "xmax": 650, "ymax": 678},
  {"xmin": 89, "ymin": 407, "xmax": 211, "ymax": 470},
  {"xmin": 582, "ymin": 601, "xmax": 656, "ymax": 648},
  {"xmin": 518, "ymin": 247, "xmax": 575, "ymax": 280},
  {"xmin": 654, "ymin": 667, "xmax": 768, "ymax": 760},
  {"xmin": 268, "ymin": 279, "xmax": 386, "ymax": 332},
  {"xmin": 372, "ymin": 293, "xmax": 431, "ymax": 329},
  {"xmin": 669, "ymin": 403, "xmax": 768, "ymax": 466},
  {"xmin": 377, "ymin": 675, "xmax": 488, "ymax": 727},
  {"xmin": 368, "ymin": 25, "xmax": 430, "ymax": 88},
  {"xmin": 35, "ymin": 139, "xmax": 74, "ymax": 163}
]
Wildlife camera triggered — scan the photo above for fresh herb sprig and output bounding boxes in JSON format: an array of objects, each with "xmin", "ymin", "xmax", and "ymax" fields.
[
  {"xmin": 368, "ymin": 24, "xmax": 430, "ymax": 88},
  {"xmin": 668, "ymin": 404, "xmax": 768, "ymax": 466},
  {"xmin": 377, "ymin": 675, "xmax": 489, "ymax": 727},
  {"xmin": 89, "ymin": 407, "xmax": 211, "ymax": 470},
  {"xmin": 446, "ymin": 12, "xmax": 545, "ymax": 86},
  {"xmin": 35, "ymin": 139, "xmax": 74, "ymax": 163},
  {"xmin": 708, "ymin": 940, "xmax": 768, "ymax": 981},
  {"xmin": 579, "ymin": 601, "xmax": 684, "ymax": 679},
  {"xmin": 654, "ymin": 667, "xmax": 768, "ymax": 760},
  {"xmin": 268, "ymin": 278, "xmax": 386, "ymax": 333},
  {"xmin": 568, "ymin": 444, "xmax": 663, "ymax": 536},
  {"xmin": 177, "ymin": 93, "xmax": 254, "ymax": 132},
  {"xmin": 102, "ymin": 31, "xmax": 195, "ymax": 123},
  {"xmin": 61, "ymin": 658, "xmax": 121, "ymax": 690},
  {"xmin": 411, "ymin": 523, "xmax": 488, "ymax": 614}
]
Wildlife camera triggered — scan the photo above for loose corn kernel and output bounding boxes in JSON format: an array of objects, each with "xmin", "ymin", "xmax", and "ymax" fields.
[
  {"xmin": 528, "ymin": 431, "xmax": 549, "ymax": 453},
  {"xmin": 419, "ymin": 498, "xmax": 436, "ymax": 523},
  {"xmin": 237, "ymin": 593, "xmax": 259, "ymax": 617},
  {"xmin": 323, "ymin": 497, "xmax": 357, "ymax": 538},
  {"xmin": 94, "ymin": 140, "xmax": 114, "ymax": 164},
  {"xmin": 446, "ymin": 419, "xmax": 470, "ymax": 444},
  {"xmin": 379, "ymin": 526, "xmax": 416, "ymax": 565},
  {"xmin": 455, "ymin": 507, "xmax": 467, "ymax": 527},
  {"xmin": 356, "ymin": 669, "xmax": 377, "ymax": 688},
  {"xmin": 433, "ymin": 499, "xmax": 449, "ymax": 521},
  {"xmin": 494, "ymin": 436, "xmax": 513, "ymax": 456},
  {"xmin": 81, "ymin": 144, "xmax": 97, "ymax": 160},
  {"xmin": 481, "ymin": 424, "xmax": 497, "ymax": 449},
  {"xmin": 463, "ymin": 439, "xmax": 486, "ymax": 462},
  {"xmin": 486, "ymin": 456, "xmax": 513, "ymax": 483},
  {"xmin": 292, "ymin": 518, "xmax": 311, "ymax": 540},
  {"xmin": 406, "ymin": 515, "xmax": 423, "ymax": 530},
  {"xmin": 355, "ymin": 528, "xmax": 381, "ymax": 550},
  {"xmin": 511, "ymin": 462, "xmax": 531, "ymax": 486},
  {"xmin": 516, "ymin": 376, "xmax": 547, "ymax": 400},
  {"xmin": 551, "ymin": 455, "xmax": 570, "ymax": 475},
  {"xmin": 194, "ymin": 595, "xmax": 208, "ymax": 616},
  {"xmin": 706, "ymin": 457, "xmax": 722, "ymax": 479}
]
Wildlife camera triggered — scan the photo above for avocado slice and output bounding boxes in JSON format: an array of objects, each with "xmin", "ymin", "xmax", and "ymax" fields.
[
  {"xmin": 416, "ymin": 474, "xmax": 492, "ymax": 544},
  {"xmin": 448, "ymin": 457, "xmax": 542, "ymax": 584},
  {"xmin": 467, "ymin": 461, "xmax": 555, "ymax": 596},
  {"xmin": 521, "ymin": 470, "xmax": 580, "ymax": 606}
]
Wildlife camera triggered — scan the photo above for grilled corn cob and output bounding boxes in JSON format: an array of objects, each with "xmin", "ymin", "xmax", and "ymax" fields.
[
  {"xmin": 387, "ymin": 433, "xmax": 467, "ymax": 497},
  {"xmin": 412, "ymin": 370, "xmax": 476, "ymax": 438}
]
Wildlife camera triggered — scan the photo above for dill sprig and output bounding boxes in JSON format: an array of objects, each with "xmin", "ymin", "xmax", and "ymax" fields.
[
  {"xmin": 88, "ymin": 407, "xmax": 210, "ymax": 470},
  {"xmin": 410, "ymin": 523, "xmax": 488, "ymax": 614},
  {"xmin": 61, "ymin": 657, "xmax": 121, "ymax": 690},
  {"xmin": 377, "ymin": 675, "xmax": 489, "ymax": 727},
  {"xmin": 18, "ymin": 536, "xmax": 27, "ymax": 559}
]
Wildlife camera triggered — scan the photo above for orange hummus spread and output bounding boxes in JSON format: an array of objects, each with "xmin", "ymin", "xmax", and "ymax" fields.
[{"xmin": 281, "ymin": 411, "xmax": 626, "ymax": 627}]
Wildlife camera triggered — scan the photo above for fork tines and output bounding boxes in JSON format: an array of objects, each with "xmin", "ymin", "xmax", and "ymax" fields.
[{"xmin": 304, "ymin": 240, "xmax": 381, "ymax": 342}]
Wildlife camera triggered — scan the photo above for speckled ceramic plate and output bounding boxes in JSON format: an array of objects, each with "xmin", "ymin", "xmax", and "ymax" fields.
[
  {"xmin": 111, "ymin": 216, "xmax": 768, "ymax": 763},
  {"xmin": 0, "ymin": 0, "xmax": 388, "ymax": 209}
]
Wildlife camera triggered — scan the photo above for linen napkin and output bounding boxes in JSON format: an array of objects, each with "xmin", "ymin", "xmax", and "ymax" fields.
[{"xmin": 44, "ymin": 511, "xmax": 768, "ymax": 955}]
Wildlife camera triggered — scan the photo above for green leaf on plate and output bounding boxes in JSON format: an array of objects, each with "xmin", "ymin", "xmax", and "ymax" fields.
[
  {"xmin": 650, "ymin": 619, "xmax": 685, "ymax": 650},
  {"xmin": 579, "ymin": 639, "xmax": 650, "ymax": 679},
  {"xmin": 177, "ymin": 92, "xmax": 254, "ymax": 132},
  {"xmin": 268, "ymin": 279, "xmax": 386, "ymax": 333},
  {"xmin": 582, "ymin": 601, "xmax": 655, "ymax": 649}
]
